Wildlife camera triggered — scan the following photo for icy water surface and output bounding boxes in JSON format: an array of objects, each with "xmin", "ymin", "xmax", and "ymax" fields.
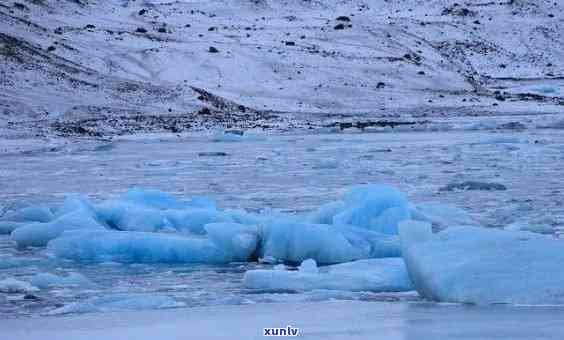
[{"xmin": 1, "ymin": 130, "xmax": 564, "ymax": 317}]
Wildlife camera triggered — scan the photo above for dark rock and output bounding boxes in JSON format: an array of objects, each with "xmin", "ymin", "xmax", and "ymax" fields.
[
  {"xmin": 376, "ymin": 82, "xmax": 385, "ymax": 89},
  {"xmin": 157, "ymin": 27, "xmax": 167, "ymax": 33},
  {"xmin": 442, "ymin": 5, "xmax": 476, "ymax": 17},
  {"xmin": 198, "ymin": 152, "xmax": 228, "ymax": 157},
  {"xmin": 47, "ymin": 45, "xmax": 56, "ymax": 52},
  {"xmin": 336, "ymin": 16, "xmax": 351, "ymax": 22},
  {"xmin": 334, "ymin": 23, "xmax": 346, "ymax": 30},
  {"xmin": 285, "ymin": 41, "xmax": 295, "ymax": 46},
  {"xmin": 139, "ymin": 9, "xmax": 147, "ymax": 15},
  {"xmin": 440, "ymin": 181, "xmax": 507, "ymax": 192},
  {"xmin": 84, "ymin": 24, "xmax": 96, "ymax": 29},
  {"xmin": 23, "ymin": 294, "xmax": 39, "ymax": 300},
  {"xmin": 208, "ymin": 46, "xmax": 219, "ymax": 53},
  {"xmin": 136, "ymin": 27, "xmax": 147, "ymax": 33},
  {"xmin": 497, "ymin": 121, "xmax": 526, "ymax": 130},
  {"xmin": 417, "ymin": 71, "xmax": 425, "ymax": 75},
  {"xmin": 13, "ymin": 2, "xmax": 28, "ymax": 11},
  {"xmin": 225, "ymin": 129, "xmax": 244, "ymax": 136},
  {"xmin": 198, "ymin": 107, "xmax": 211, "ymax": 115}
]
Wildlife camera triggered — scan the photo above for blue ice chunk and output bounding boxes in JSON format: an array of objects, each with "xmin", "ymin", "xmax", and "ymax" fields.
[
  {"xmin": 46, "ymin": 293, "xmax": 184, "ymax": 315},
  {"xmin": 369, "ymin": 206, "xmax": 411, "ymax": 235},
  {"xmin": 95, "ymin": 202, "xmax": 170, "ymax": 232},
  {"xmin": 204, "ymin": 223, "xmax": 259, "ymax": 261},
  {"xmin": 11, "ymin": 211, "xmax": 105, "ymax": 247},
  {"xmin": 399, "ymin": 221, "xmax": 564, "ymax": 305},
  {"xmin": 223, "ymin": 209, "xmax": 262, "ymax": 225},
  {"xmin": 261, "ymin": 221, "xmax": 361, "ymax": 265},
  {"xmin": 48, "ymin": 223, "xmax": 259, "ymax": 264},
  {"xmin": 95, "ymin": 198, "xmax": 227, "ymax": 233},
  {"xmin": 55, "ymin": 195, "xmax": 97, "ymax": 218},
  {"xmin": 532, "ymin": 85, "xmax": 558, "ymax": 94},
  {"xmin": 0, "ymin": 205, "xmax": 54, "ymax": 223},
  {"xmin": 307, "ymin": 201, "xmax": 346, "ymax": 225},
  {"xmin": 48, "ymin": 230, "xmax": 222, "ymax": 263},
  {"xmin": 120, "ymin": 188, "xmax": 186, "ymax": 209},
  {"xmin": 0, "ymin": 221, "xmax": 27, "ymax": 235},
  {"xmin": 334, "ymin": 224, "xmax": 401, "ymax": 258},
  {"xmin": 298, "ymin": 258, "xmax": 319, "ymax": 273},
  {"xmin": 244, "ymin": 258, "xmax": 413, "ymax": 293},
  {"xmin": 165, "ymin": 209, "xmax": 234, "ymax": 234},
  {"xmin": 332, "ymin": 185, "xmax": 411, "ymax": 234}
]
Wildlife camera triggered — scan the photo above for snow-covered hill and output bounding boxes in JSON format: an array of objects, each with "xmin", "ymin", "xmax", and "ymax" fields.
[{"xmin": 1, "ymin": 0, "xmax": 563, "ymax": 136}]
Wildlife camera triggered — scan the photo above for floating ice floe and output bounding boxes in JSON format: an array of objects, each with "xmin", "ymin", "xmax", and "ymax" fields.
[
  {"xmin": 31, "ymin": 272, "xmax": 95, "ymax": 289},
  {"xmin": 48, "ymin": 223, "xmax": 259, "ymax": 264},
  {"xmin": 331, "ymin": 184, "xmax": 411, "ymax": 235},
  {"xmin": 0, "ymin": 277, "xmax": 39, "ymax": 294},
  {"xmin": 400, "ymin": 221, "xmax": 564, "ymax": 305},
  {"xmin": 244, "ymin": 258, "xmax": 413, "ymax": 293},
  {"xmin": 46, "ymin": 293, "xmax": 184, "ymax": 315},
  {"xmin": 1, "ymin": 205, "xmax": 53, "ymax": 223},
  {"xmin": 12, "ymin": 185, "xmax": 421, "ymax": 265},
  {"xmin": 505, "ymin": 222, "xmax": 554, "ymax": 235},
  {"xmin": 12, "ymin": 210, "xmax": 105, "ymax": 247},
  {"xmin": 0, "ymin": 205, "xmax": 54, "ymax": 234},
  {"xmin": 95, "ymin": 189, "xmax": 228, "ymax": 234},
  {"xmin": 0, "ymin": 221, "xmax": 27, "ymax": 235},
  {"xmin": 260, "ymin": 221, "xmax": 361, "ymax": 265}
]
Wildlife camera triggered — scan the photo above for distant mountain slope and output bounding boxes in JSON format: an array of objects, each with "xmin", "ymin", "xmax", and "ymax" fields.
[{"xmin": 1, "ymin": 0, "xmax": 563, "ymax": 136}]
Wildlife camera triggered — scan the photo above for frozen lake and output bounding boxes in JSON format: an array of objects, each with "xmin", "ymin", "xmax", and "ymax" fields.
[{"xmin": 1, "ymin": 129, "xmax": 564, "ymax": 318}]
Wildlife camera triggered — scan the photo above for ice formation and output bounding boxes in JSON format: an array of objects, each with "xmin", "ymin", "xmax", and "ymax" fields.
[
  {"xmin": 0, "ymin": 221, "xmax": 27, "ymax": 235},
  {"xmin": 12, "ymin": 211, "xmax": 105, "ymax": 247},
  {"xmin": 331, "ymin": 185, "xmax": 411, "ymax": 234},
  {"xmin": 4, "ymin": 184, "xmax": 563, "ymax": 306},
  {"xmin": 260, "ymin": 221, "xmax": 361, "ymax": 265},
  {"xmin": 244, "ymin": 258, "xmax": 413, "ymax": 293},
  {"xmin": 46, "ymin": 294, "xmax": 184, "ymax": 315},
  {"xmin": 2, "ymin": 185, "xmax": 411, "ymax": 266},
  {"xmin": 31, "ymin": 272, "xmax": 95, "ymax": 289},
  {"xmin": 399, "ymin": 221, "xmax": 564, "ymax": 305},
  {"xmin": 0, "ymin": 205, "xmax": 54, "ymax": 234},
  {"xmin": 48, "ymin": 224, "xmax": 259, "ymax": 264},
  {"xmin": 0, "ymin": 278, "xmax": 39, "ymax": 294}
]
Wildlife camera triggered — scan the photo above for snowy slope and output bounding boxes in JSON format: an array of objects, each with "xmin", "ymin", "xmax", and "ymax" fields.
[{"xmin": 1, "ymin": 0, "xmax": 563, "ymax": 136}]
